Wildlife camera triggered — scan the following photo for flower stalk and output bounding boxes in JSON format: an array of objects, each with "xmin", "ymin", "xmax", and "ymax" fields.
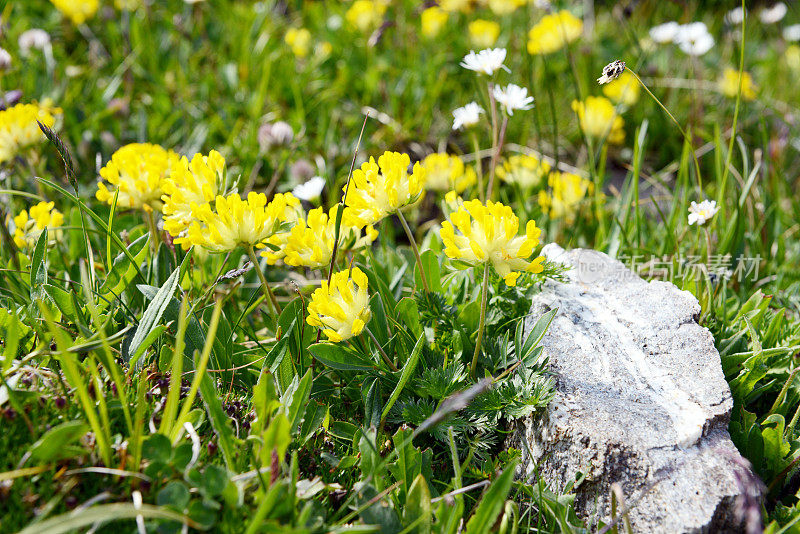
[
  {"xmin": 470, "ymin": 265, "xmax": 490, "ymax": 378},
  {"xmin": 397, "ymin": 210, "xmax": 430, "ymax": 294},
  {"xmin": 247, "ymin": 245, "xmax": 281, "ymax": 321},
  {"xmin": 625, "ymin": 66, "xmax": 703, "ymax": 193}
]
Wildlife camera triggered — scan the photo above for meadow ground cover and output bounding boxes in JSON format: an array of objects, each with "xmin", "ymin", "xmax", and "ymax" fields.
[{"xmin": 2, "ymin": 0, "xmax": 800, "ymax": 532}]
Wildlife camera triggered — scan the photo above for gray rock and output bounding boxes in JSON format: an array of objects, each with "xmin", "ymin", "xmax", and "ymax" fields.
[{"xmin": 509, "ymin": 244, "xmax": 757, "ymax": 533}]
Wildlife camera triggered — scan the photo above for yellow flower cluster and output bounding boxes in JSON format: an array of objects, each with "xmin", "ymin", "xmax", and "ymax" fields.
[
  {"xmin": 262, "ymin": 205, "xmax": 377, "ymax": 269},
  {"xmin": 346, "ymin": 0, "xmax": 387, "ymax": 33},
  {"xmin": 538, "ymin": 172, "xmax": 593, "ymax": 220},
  {"xmin": 96, "ymin": 143, "xmax": 180, "ymax": 212},
  {"xmin": 718, "ymin": 68, "xmax": 757, "ymax": 101},
  {"xmin": 440, "ymin": 199, "xmax": 544, "ymax": 286},
  {"xmin": 161, "ymin": 150, "xmax": 224, "ymax": 237},
  {"xmin": 11, "ymin": 201, "xmax": 64, "ymax": 249},
  {"xmin": 307, "ymin": 267, "xmax": 372, "ymax": 342},
  {"xmin": 527, "ymin": 10, "xmax": 583, "ymax": 55},
  {"xmin": 602, "ymin": 71, "xmax": 640, "ymax": 106},
  {"xmin": 495, "ymin": 154, "xmax": 551, "ymax": 190},
  {"xmin": 0, "ymin": 102, "xmax": 60, "ymax": 164},
  {"xmin": 50, "ymin": 0, "xmax": 99, "ymax": 24},
  {"xmin": 420, "ymin": 153, "xmax": 476, "ymax": 193},
  {"xmin": 176, "ymin": 192, "xmax": 301, "ymax": 253},
  {"xmin": 285, "ymin": 28, "xmax": 312, "ymax": 58},
  {"xmin": 421, "ymin": 7, "xmax": 448, "ymax": 38},
  {"xmin": 468, "ymin": 19, "xmax": 500, "ymax": 48},
  {"xmin": 344, "ymin": 151, "xmax": 426, "ymax": 228},
  {"xmin": 572, "ymin": 96, "xmax": 625, "ymax": 145}
]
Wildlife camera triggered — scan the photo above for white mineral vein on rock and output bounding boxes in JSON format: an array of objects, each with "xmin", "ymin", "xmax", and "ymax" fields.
[{"xmin": 510, "ymin": 244, "xmax": 758, "ymax": 533}]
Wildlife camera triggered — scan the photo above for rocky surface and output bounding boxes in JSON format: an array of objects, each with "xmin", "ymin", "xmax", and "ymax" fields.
[{"xmin": 509, "ymin": 244, "xmax": 756, "ymax": 533}]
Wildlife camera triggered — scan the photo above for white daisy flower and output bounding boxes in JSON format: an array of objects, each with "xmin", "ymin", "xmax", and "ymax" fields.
[
  {"xmin": 649, "ymin": 21, "xmax": 680, "ymax": 44},
  {"xmin": 759, "ymin": 3, "xmax": 787, "ymax": 24},
  {"xmin": 0, "ymin": 48, "xmax": 11, "ymax": 71},
  {"xmin": 687, "ymin": 199, "xmax": 719, "ymax": 226},
  {"xmin": 784, "ymin": 24, "xmax": 800, "ymax": 41},
  {"xmin": 460, "ymin": 48, "xmax": 509, "ymax": 76},
  {"xmin": 726, "ymin": 7, "xmax": 745, "ymax": 25},
  {"xmin": 492, "ymin": 84, "xmax": 534, "ymax": 116},
  {"xmin": 452, "ymin": 102, "xmax": 485, "ymax": 130},
  {"xmin": 18, "ymin": 29, "xmax": 51, "ymax": 54},
  {"xmin": 675, "ymin": 22, "xmax": 714, "ymax": 56},
  {"xmin": 292, "ymin": 176, "xmax": 326, "ymax": 202}
]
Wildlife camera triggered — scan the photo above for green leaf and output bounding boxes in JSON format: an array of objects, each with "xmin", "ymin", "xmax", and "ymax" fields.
[
  {"xmin": 30, "ymin": 228, "xmax": 48, "ymax": 300},
  {"xmin": 396, "ymin": 298, "xmax": 421, "ymax": 338},
  {"xmin": 127, "ymin": 324, "xmax": 169, "ymax": 367},
  {"xmin": 403, "ymin": 474, "xmax": 432, "ymax": 534},
  {"xmin": 459, "ymin": 300, "xmax": 480, "ymax": 332},
  {"xmin": 521, "ymin": 309, "xmax": 557, "ymax": 360},
  {"xmin": 363, "ymin": 377, "xmax": 382, "ymax": 429},
  {"xmin": 43, "ymin": 284, "xmax": 80, "ymax": 323},
  {"xmin": 202, "ymin": 465, "xmax": 229, "ymax": 497},
  {"xmin": 28, "ymin": 420, "xmax": 89, "ymax": 462},
  {"xmin": 300, "ymin": 402, "xmax": 327, "ymax": 444},
  {"xmin": 368, "ymin": 294, "xmax": 390, "ymax": 347},
  {"xmin": 17, "ymin": 504, "xmax": 194, "ymax": 534},
  {"xmin": 97, "ymin": 234, "xmax": 149, "ymax": 314},
  {"xmin": 382, "ymin": 333, "xmax": 424, "ymax": 422},
  {"xmin": 308, "ymin": 343, "xmax": 375, "ymax": 371},
  {"xmin": 130, "ymin": 268, "xmax": 180, "ymax": 360},
  {"xmin": 390, "ymin": 427, "xmax": 422, "ymax": 503},
  {"xmin": 142, "ymin": 433, "xmax": 172, "ymax": 464},
  {"xmin": 158, "ymin": 481, "xmax": 191, "ymax": 510},
  {"xmin": 416, "ymin": 249, "xmax": 442, "ymax": 293},
  {"xmin": 465, "ymin": 459, "xmax": 519, "ymax": 534},
  {"xmin": 282, "ymin": 368, "xmax": 313, "ymax": 434}
]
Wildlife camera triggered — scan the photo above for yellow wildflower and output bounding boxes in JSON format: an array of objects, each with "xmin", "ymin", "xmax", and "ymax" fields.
[
  {"xmin": 10, "ymin": 201, "xmax": 64, "ymax": 249},
  {"xmin": 307, "ymin": 267, "xmax": 372, "ymax": 343},
  {"xmin": 439, "ymin": 199, "xmax": 544, "ymax": 286},
  {"xmin": 343, "ymin": 151, "xmax": 426, "ymax": 228},
  {"xmin": 468, "ymin": 20, "xmax": 501, "ymax": 48},
  {"xmin": 602, "ymin": 71, "xmax": 640, "ymax": 106},
  {"xmin": 176, "ymin": 192, "xmax": 301, "ymax": 252},
  {"xmin": 346, "ymin": 0, "xmax": 387, "ymax": 33},
  {"xmin": 315, "ymin": 41, "xmax": 333, "ymax": 60},
  {"xmin": 50, "ymin": 0, "xmax": 99, "ymax": 25},
  {"xmin": 162, "ymin": 150, "xmax": 224, "ymax": 238},
  {"xmin": 440, "ymin": 0, "xmax": 475, "ymax": 13},
  {"xmin": 572, "ymin": 96, "xmax": 625, "ymax": 145},
  {"xmin": 786, "ymin": 44, "xmax": 800, "ymax": 72},
  {"xmin": 419, "ymin": 153, "xmax": 476, "ymax": 193},
  {"xmin": 527, "ymin": 10, "xmax": 583, "ymax": 55},
  {"xmin": 285, "ymin": 27, "xmax": 312, "ymax": 58},
  {"xmin": 496, "ymin": 154, "xmax": 551, "ymax": 190},
  {"xmin": 263, "ymin": 205, "xmax": 377, "ymax": 268},
  {"xmin": 718, "ymin": 68, "xmax": 757, "ymax": 101},
  {"xmin": 421, "ymin": 6, "xmax": 448, "ymax": 39},
  {"xmin": 484, "ymin": 0, "xmax": 525, "ymax": 15},
  {"xmin": 96, "ymin": 143, "xmax": 180, "ymax": 212},
  {"xmin": 0, "ymin": 102, "xmax": 60, "ymax": 164},
  {"xmin": 537, "ymin": 171, "xmax": 593, "ymax": 220}
]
